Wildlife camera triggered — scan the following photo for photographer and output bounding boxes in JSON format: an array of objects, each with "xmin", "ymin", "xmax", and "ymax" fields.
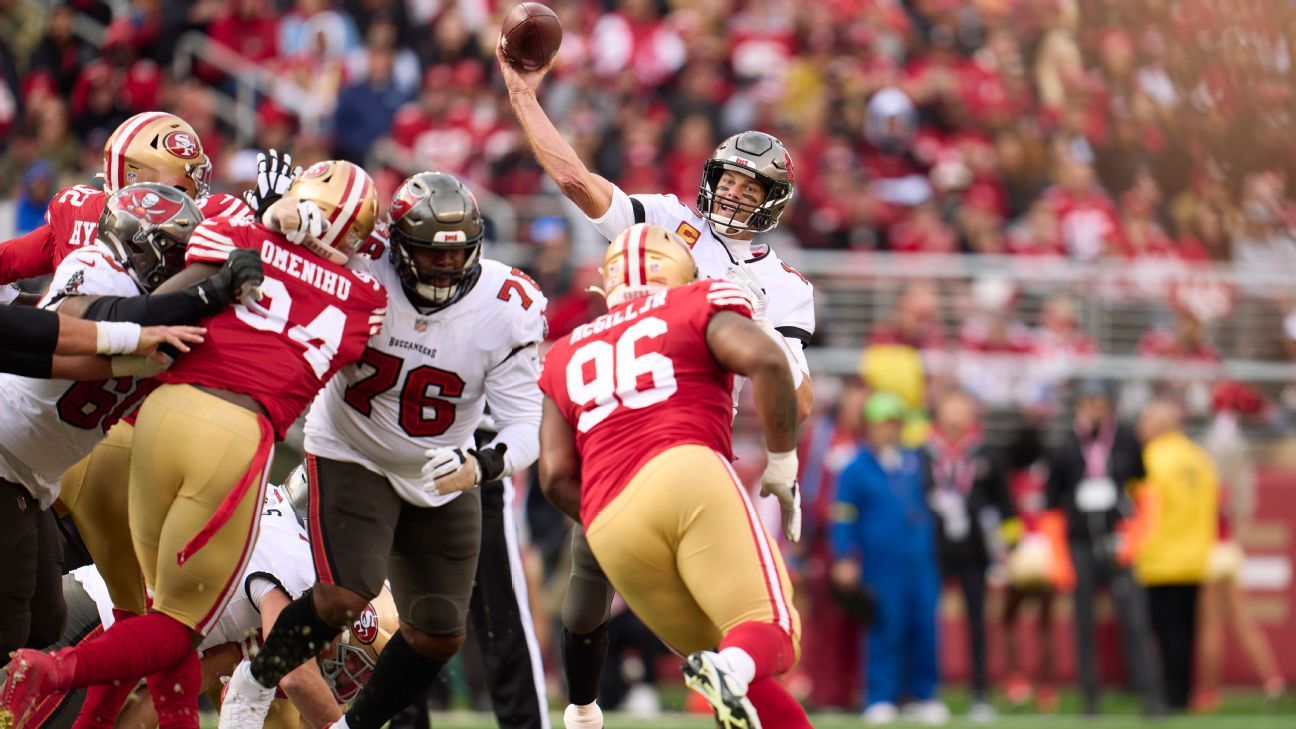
[{"xmin": 1044, "ymin": 379, "xmax": 1163, "ymax": 715}]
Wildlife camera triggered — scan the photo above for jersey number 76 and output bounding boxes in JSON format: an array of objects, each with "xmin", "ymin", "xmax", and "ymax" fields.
[{"xmin": 342, "ymin": 348, "xmax": 465, "ymax": 438}]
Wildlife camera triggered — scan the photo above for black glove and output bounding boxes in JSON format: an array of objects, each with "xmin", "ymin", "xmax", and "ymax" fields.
[
  {"xmin": 831, "ymin": 582, "xmax": 876, "ymax": 625},
  {"xmin": 191, "ymin": 249, "xmax": 265, "ymax": 310},
  {"xmin": 470, "ymin": 443, "xmax": 509, "ymax": 484},
  {"xmin": 242, "ymin": 149, "xmax": 301, "ymax": 217}
]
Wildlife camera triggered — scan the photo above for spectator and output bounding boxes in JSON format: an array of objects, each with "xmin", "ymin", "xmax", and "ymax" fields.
[
  {"xmin": 31, "ymin": 99, "xmax": 82, "ymax": 182},
  {"xmin": 1133, "ymin": 398, "xmax": 1219, "ymax": 712},
  {"xmin": 14, "ymin": 160, "xmax": 54, "ymax": 235},
  {"xmin": 926, "ymin": 389, "xmax": 1016, "ymax": 721},
  {"xmin": 333, "ymin": 42, "xmax": 412, "ymax": 163},
  {"xmin": 201, "ymin": 0, "xmax": 280, "ymax": 86},
  {"xmin": 527, "ymin": 216, "xmax": 600, "ymax": 342},
  {"xmin": 26, "ymin": 5, "xmax": 92, "ymax": 96},
  {"xmin": 1045, "ymin": 379, "xmax": 1163, "ymax": 716},
  {"xmin": 831, "ymin": 392, "xmax": 946, "ymax": 726},
  {"xmin": 278, "ymin": 0, "xmax": 358, "ymax": 59}
]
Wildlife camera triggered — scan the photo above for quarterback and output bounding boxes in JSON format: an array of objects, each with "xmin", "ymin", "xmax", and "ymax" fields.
[
  {"xmin": 540, "ymin": 223, "xmax": 811, "ymax": 729},
  {"xmin": 1, "ymin": 161, "xmax": 386, "ymax": 729},
  {"xmin": 499, "ymin": 41, "xmax": 813, "ymax": 727},
  {"xmin": 220, "ymin": 172, "xmax": 547, "ymax": 729}
]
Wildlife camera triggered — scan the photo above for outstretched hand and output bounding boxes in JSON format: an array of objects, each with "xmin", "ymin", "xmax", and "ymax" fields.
[{"xmin": 496, "ymin": 36, "xmax": 556, "ymax": 96}]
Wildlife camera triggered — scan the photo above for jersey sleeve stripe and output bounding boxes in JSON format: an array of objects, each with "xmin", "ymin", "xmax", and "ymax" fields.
[
  {"xmin": 774, "ymin": 325, "xmax": 812, "ymax": 347},
  {"xmin": 193, "ymin": 226, "xmax": 236, "ymax": 246},
  {"xmin": 709, "ymin": 296, "xmax": 755, "ymax": 313}
]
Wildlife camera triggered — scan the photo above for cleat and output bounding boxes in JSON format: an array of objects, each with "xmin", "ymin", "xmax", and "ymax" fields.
[
  {"xmin": 217, "ymin": 660, "xmax": 276, "ymax": 729},
  {"xmin": 681, "ymin": 651, "xmax": 760, "ymax": 729},
  {"xmin": 1, "ymin": 649, "xmax": 72, "ymax": 729},
  {"xmin": 562, "ymin": 702, "xmax": 604, "ymax": 729}
]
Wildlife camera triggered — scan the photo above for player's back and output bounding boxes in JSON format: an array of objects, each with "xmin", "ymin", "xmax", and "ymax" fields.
[
  {"xmin": 540, "ymin": 279, "xmax": 753, "ymax": 523},
  {"xmin": 160, "ymin": 215, "xmax": 388, "ymax": 438}
]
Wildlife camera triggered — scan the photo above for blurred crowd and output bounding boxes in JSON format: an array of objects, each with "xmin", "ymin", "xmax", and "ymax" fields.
[{"xmin": 4, "ymin": 0, "xmax": 1296, "ymax": 265}]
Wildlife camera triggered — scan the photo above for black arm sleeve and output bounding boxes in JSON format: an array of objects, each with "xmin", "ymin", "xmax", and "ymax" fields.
[
  {"xmin": 0, "ymin": 304, "xmax": 60, "ymax": 354},
  {"xmin": 0, "ymin": 351, "xmax": 54, "ymax": 378},
  {"xmin": 81, "ymin": 289, "xmax": 223, "ymax": 325}
]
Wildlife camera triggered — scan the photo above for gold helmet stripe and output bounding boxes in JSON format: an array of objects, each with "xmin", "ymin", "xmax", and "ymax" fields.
[{"xmin": 106, "ymin": 111, "xmax": 172, "ymax": 192}]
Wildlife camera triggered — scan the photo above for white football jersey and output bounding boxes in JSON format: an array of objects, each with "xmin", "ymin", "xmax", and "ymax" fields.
[
  {"xmin": 75, "ymin": 486, "xmax": 315, "ymax": 651},
  {"xmin": 305, "ymin": 255, "xmax": 547, "ymax": 508},
  {"xmin": 0, "ymin": 244, "xmax": 142, "ymax": 506},
  {"xmin": 588, "ymin": 186, "xmax": 815, "ymax": 382}
]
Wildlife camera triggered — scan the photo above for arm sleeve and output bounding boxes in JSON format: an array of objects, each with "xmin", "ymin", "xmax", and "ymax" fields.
[
  {"xmin": 0, "ymin": 305, "xmax": 60, "ymax": 354},
  {"xmin": 81, "ymin": 289, "xmax": 225, "ymax": 325},
  {"xmin": 0, "ymin": 226, "xmax": 57, "ymax": 284},
  {"xmin": 585, "ymin": 183, "xmax": 638, "ymax": 241},
  {"xmin": 0, "ymin": 351, "xmax": 54, "ymax": 379},
  {"xmin": 483, "ymin": 343, "xmax": 543, "ymax": 476}
]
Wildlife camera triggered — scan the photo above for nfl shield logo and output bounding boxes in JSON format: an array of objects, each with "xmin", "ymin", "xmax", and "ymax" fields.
[{"xmin": 414, "ymin": 318, "xmax": 429, "ymax": 333}]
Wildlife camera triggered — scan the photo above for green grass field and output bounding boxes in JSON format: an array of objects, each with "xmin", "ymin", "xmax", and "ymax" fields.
[{"xmin": 199, "ymin": 689, "xmax": 1295, "ymax": 728}]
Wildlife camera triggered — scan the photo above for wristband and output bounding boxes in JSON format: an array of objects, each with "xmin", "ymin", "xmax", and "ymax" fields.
[
  {"xmin": 95, "ymin": 321, "xmax": 143, "ymax": 355},
  {"xmin": 763, "ymin": 449, "xmax": 799, "ymax": 483}
]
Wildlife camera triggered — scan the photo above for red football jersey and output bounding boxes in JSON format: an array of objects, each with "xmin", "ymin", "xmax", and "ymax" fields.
[
  {"xmin": 539, "ymin": 280, "xmax": 754, "ymax": 524},
  {"xmin": 159, "ymin": 215, "xmax": 388, "ymax": 438},
  {"xmin": 0, "ymin": 185, "xmax": 251, "ymax": 284}
]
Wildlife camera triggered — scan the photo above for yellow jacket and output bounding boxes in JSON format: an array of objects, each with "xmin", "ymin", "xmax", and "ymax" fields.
[{"xmin": 1134, "ymin": 431, "xmax": 1219, "ymax": 585}]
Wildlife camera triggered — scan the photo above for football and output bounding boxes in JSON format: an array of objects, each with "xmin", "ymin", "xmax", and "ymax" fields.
[{"xmin": 500, "ymin": 3, "xmax": 563, "ymax": 71}]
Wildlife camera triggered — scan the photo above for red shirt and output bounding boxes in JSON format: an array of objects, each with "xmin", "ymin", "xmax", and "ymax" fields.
[
  {"xmin": 160, "ymin": 216, "xmax": 388, "ymax": 439},
  {"xmin": 0, "ymin": 185, "xmax": 250, "ymax": 284},
  {"xmin": 539, "ymin": 280, "xmax": 753, "ymax": 524}
]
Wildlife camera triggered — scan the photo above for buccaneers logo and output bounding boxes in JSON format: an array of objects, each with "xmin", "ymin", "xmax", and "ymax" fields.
[
  {"xmin": 115, "ymin": 189, "xmax": 183, "ymax": 225},
  {"xmin": 389, "ymin": 181, "xmax": 419, "ymax": 221},
  {"xmin": 163, "ymin": 131, "xmax": 201, "ymax": 160},
  {"xmin": 351, "ymin": 602, "xmax": 379, "ymax": 644}
]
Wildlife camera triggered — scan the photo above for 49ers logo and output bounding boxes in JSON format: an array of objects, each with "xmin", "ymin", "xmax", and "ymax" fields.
[
  {"xmin": 303, "ymin": 161, "xmax": 332, "ymax": 178},
  {"xmin": 163, "ymin": 131, "xmax": 201, "ymax": 160},
  {"xmin": 115, "ymin": 188, "xmax": 183, "ymax": 224},
  {"xmin": 351, "ymin": 602, "xmax": 379, "ymax": 644}
]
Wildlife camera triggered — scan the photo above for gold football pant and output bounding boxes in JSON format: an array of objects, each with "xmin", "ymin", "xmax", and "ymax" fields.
[
  {"xmin": 129, "ymin": 384, "xmax": 271, "ymax": 633},
  {"xmin": 585, "ymin": 444, "xmax": 800, "ymax": 656},
  {"xmin": 58, "ymin": 422, "xmax": 147, "ymax": 616}
]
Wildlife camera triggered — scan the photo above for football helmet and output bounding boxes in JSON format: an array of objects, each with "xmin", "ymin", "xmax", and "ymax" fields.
[
  {"xmin": 282, "ymin": 463, "xmax": 309, "ymax": 527},
  {"xmin": 98, "ymin": 182, "xmax": 203, "ymax": 292},
  {"xmin": 389, "ymin": 171, "xmax": 485, "ymax": 309},
  {"xmin": 696, "ymin": 131, "xmax": 794, "ymax": 235},
  {"xmin": 318, "ymin": 587, "xmax": 399, "ymax": 703},
  {"xmin": 282, "ymin": 160, "xmax": 378, "ymax": 265},
  {"xmin": 103, "ymin": 112, "xmax": 212, "ymax": 199},
  {"xmin": 599, "ymin": 223, "xmax": 697, "ymax": 307}
]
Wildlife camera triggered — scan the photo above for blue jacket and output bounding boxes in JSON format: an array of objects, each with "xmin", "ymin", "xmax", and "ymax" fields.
[{"xmin": 830, "ymin": 445, "xmax": 937, "ymax": 576}]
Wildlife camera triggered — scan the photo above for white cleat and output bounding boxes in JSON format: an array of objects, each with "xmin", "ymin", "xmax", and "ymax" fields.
[
  {"xmin": 681, "ymin": 651, "xmax": 761, "ymax": 729},
  {"xmin": 863, "ymin": 702, "xmax": 899, "ymax": 725},
  {"xmin": 904, "ymin": 699, "xmax": 950, "ymax": 726},
  {"xmin": 562, "ymin": 702, "xmax": 604, "ymax": 729},
  {"xmin": 217, "ymin": 660, "xmax": 276, "ymax": 729}
]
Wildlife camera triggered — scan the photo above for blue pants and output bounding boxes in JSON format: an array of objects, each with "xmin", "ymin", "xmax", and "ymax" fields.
[{"xmin": 861, "ymin": 560, "xmax": 940, "ymax": 707}]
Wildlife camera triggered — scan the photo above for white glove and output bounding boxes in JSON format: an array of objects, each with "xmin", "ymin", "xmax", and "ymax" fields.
[
  {"xmin": 760, "ymin": 449, "xmax": 802, "ymax": 543},
  {"xmin": 421, "ymin": 447, "xmax": 480, "ymax": 497},
  {"xmin": 243, "ymin": 149, "xmax": 301, "ymax": 215},
  {"xmin": 729, "ymin": 263, "xmax": 768, "ymax": 321},
  {"xmin": 268, "ymin": 198, "xmax": 329, "ymax": 247}
]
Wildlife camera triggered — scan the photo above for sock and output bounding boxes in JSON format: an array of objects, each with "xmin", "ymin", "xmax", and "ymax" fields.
[
  {"xmin": 249, "ymin": 590, "xmax": 342, "ymax": 689},
  {"xmin": 72, "ymin": 611, "xmax": 143, "ymax": 729},
  {"xmin": 745, "ymin": 677, "xmax": 812, "ymax": 729},
  {"xmin": 561, "ymin": 623, "xmax": 608, "ymax": 705},
  {"xmin": 148, "ymin": 649, "xmax": 201, "ymax": 729},
  {"xmin": 719, "ymin": 621, "xmax": 795, "ymax": 681},
  {"xmin": 345, "ymin": 632, "xmax": 445, "ymax": 729},
  {"xmin": 67, "ymin": 612, "xmax": 192, "ymax": 690},
  {"xmin": 718, "ymin": 647, "xmax": 757, "ymax": 686}
]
